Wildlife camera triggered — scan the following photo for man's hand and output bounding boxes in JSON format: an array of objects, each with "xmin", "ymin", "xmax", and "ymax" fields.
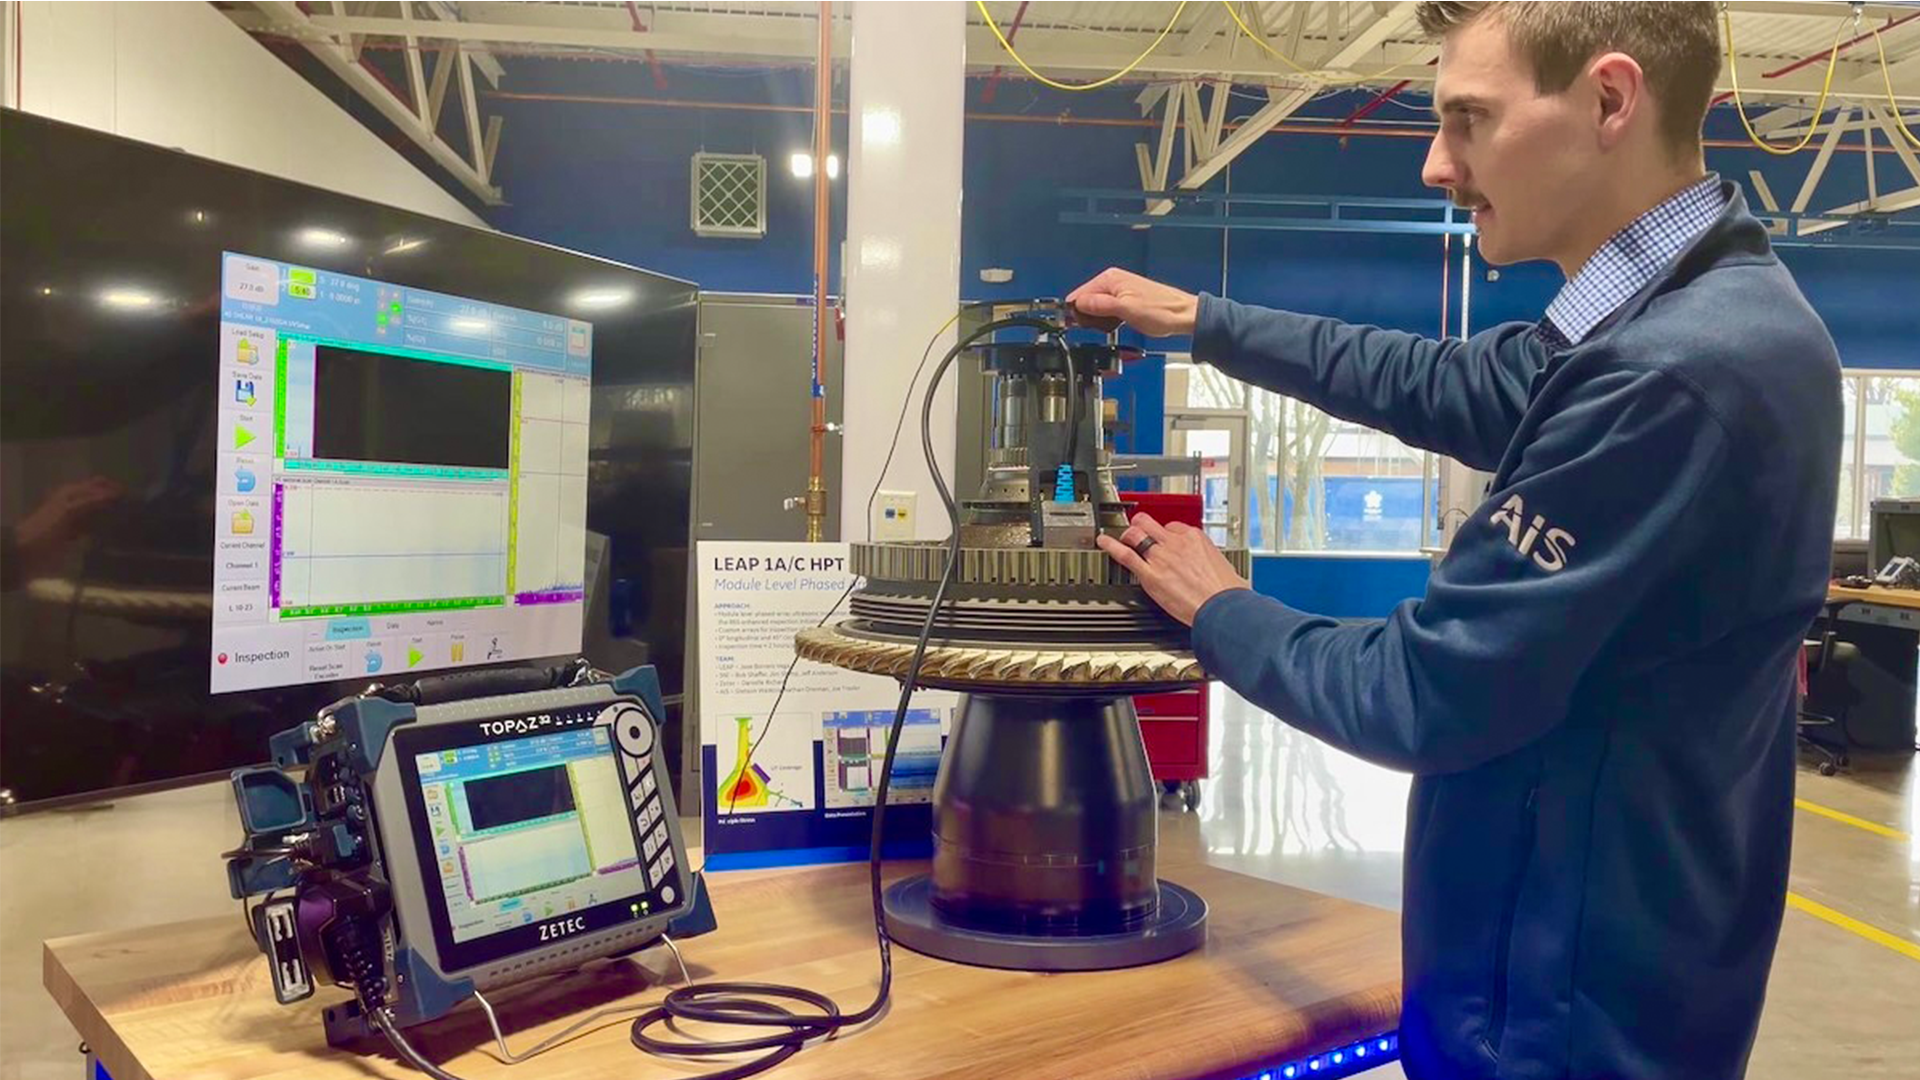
[
  {"xmin": 1064, "ymin": 268, "xmax": 1199, "ymax": 337},
  {"xmin": 15, "ymin": 477, "xmax": 123, "ymax": 554},
  {"xmin": 1097, "ymin": 512, "xmax": 1251, "ymax": 627}
]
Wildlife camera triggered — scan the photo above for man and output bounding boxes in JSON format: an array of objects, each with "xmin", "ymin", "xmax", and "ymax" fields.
[{"xmin": 1069, "ymin": 4, "xmax": 1840, "ymax": 1078}]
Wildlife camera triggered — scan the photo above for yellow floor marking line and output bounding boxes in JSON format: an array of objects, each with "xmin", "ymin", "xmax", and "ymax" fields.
[
  {"xmin": 1786, "ymin": 892, "xmax": 1920, "ymax": 963},
  {"xmin": 1794, "ymin": 798, "xmax": 1908, "ymax": 841}
]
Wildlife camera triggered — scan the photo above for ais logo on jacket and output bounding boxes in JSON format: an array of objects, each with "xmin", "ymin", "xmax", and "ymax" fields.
[{"xmin": 1490, "ymin": 494, "xmax": 1576, "ymax": 572}]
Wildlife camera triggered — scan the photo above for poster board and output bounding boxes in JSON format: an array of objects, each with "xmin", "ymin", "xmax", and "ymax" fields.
[{"xmin": 696, "ymin": 541, "xmax": 957, "ymax": 869}]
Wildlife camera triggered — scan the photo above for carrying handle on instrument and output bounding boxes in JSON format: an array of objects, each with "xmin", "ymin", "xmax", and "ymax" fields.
[{"xmin": 373, "ymin": 660, "xmax": 589, "ymax": 706}]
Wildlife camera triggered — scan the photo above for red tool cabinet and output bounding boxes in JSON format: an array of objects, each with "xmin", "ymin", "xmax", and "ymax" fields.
[{"xmin": 1119, "ymin": 490, "xmax": 1209, "ymax": 811}]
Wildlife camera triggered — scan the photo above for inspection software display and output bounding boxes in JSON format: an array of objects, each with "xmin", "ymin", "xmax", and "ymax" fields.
[
  {"xmin": 212, "ymin": 252, "xmax": 593, "ymax": 692},
  {"xmin": 412, "ymin": 725, "xmax": 652, "ymax": 944}
]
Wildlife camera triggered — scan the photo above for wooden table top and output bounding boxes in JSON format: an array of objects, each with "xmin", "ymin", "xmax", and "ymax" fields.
[
  {"xmin": 1828, "ymin": 583, "xmax": 1920, "ymax": 611},
  {"xmin": 46, "ymin": 856, "xmax": 1401, "ymax": 1080}
]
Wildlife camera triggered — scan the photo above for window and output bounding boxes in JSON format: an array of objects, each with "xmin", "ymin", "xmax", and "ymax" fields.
[
  {"xmin": 1166, "ymin": 360, "xmax": 1436, "ymax": 555},
  {"xmin": 1837, "ymin": 372, "xmax": 1920, "ymax": 540},
  {"xmin": 1839, "ymin": 377, "xmax": 1860, "ymax": 538}
]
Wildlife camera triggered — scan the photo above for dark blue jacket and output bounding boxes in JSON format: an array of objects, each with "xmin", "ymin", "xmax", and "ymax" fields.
[{"xmin": 1190, "ymin": 189, "xmax": 1841, "ymax": 1079}]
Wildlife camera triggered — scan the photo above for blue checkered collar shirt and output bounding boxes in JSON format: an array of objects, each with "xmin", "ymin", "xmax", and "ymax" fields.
[{"xmin": 1536, "ymin": 173, "xmax": 1728, "ymax": 349}]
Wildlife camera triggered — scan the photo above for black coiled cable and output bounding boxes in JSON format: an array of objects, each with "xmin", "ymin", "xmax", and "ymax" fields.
[
  {"xmin": 626, "ymin": 985, "xmax": 835, "ymax": 1079},
  {"xmin": 622, "ymin": 315, "xmax": 1069, "ymax": 1079}
]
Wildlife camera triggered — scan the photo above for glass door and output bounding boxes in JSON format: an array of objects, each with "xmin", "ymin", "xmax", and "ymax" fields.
[{"xmin": 1165, "ymin": 409, "xmax": 1248, "ymax": 549}]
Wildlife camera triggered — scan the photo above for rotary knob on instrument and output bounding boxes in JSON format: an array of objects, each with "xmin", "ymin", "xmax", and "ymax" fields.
[{"xmin": 611, "ymin": 705, "xmax": 655, "ymax": 757}]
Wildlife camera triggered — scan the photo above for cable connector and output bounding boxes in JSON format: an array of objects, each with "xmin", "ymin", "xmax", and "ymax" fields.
[{"xmin": 1053, "ymin": 463, "xmax": 1076, "ymax": 503}]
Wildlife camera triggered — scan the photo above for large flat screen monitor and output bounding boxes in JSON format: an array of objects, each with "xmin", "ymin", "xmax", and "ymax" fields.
[
  {"xmin": 210, "ymin": 252, "xmax": 593, "ymax": 693},
  {"xmin": 0, "ymin": 109, "xmax": 697, "ymax": 807}
]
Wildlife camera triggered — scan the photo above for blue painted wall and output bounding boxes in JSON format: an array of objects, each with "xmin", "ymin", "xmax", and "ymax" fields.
[
  {"xmin": 488, "ymin": 67, "xmax": 850, "ymax": 293},
  {"xmin": 480, "ymin": 68, "xmax": 1917, "ymax": 619},
  {"xmin": 485, "ymin": 69, "xmax": 1916, "ymax": 364}
]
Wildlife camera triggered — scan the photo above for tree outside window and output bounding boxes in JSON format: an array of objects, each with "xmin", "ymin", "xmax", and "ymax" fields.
[{"xmin": 1177, "ymin": 362, "xmax": 1428, "ymax": 554}]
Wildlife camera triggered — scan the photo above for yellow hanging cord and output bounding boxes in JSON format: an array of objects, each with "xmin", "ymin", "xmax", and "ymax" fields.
[
  {"xmin": 1721, "ymin": 4, "xmax": 1847, "ymax": 156},
  {"xmin": 1871, "ymin": 25, "xmax": 1920, "ymax": 149},
  {"xmin": 973, "ymin": 0, "xmax": 1189, "ymax": 92}
]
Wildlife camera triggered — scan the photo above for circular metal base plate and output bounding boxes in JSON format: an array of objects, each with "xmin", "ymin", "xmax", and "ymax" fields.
[{"xmin": 882, "ymin": 875, "xmax": 1208, "ymax": 972}]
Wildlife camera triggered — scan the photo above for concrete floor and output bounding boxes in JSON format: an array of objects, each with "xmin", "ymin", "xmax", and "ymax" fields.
[{"xmin": 2, "ymin": 687, "xmax": 1914, "ymax": 1080}]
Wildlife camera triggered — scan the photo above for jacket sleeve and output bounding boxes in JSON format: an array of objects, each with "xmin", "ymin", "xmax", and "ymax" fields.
[
  {"xmin": 1190, "ymin": 365, "xmax": 1733, "ymax": 775},
  {"xmin": 1192, "ymin": 292, "xmax": 1546, "ymax": 471}
]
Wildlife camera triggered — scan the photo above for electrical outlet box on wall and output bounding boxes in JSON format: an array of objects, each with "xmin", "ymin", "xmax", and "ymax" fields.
[{"xmin": 874, "ymin": 491, "xmax": 917, "ymax": 542}]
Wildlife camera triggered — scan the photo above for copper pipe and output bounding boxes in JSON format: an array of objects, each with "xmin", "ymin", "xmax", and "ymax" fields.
[
  {"xmin": 805, "ymin": 1, "xmax": 831, "ymax": 543},
  {"xmin": 480, "ymin": 89, "xmax": 1910, "ymax": 156}
]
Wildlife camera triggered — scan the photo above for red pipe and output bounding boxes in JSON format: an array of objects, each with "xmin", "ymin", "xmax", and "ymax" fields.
[
  {"xmin": 1710, "ymin": 9, "xmax": 1920, "ymax": 106},
  {"xmin": 1764, "ymin": 9, "xmax": 1919, "ymax": 79},
  {"xmin": 980, "ymin": 1, "xmax": 1030, "ymax": 106},
  {"xmin": 625, "ymin": 2, "xmax": 669, "ymax": 91},
  {"xmin": 1338, "ymin": 79, "xmax": 1413, "ymax": 129},
  {"xmin": 1338, "ymin": 57, "xmax": 1439, "ymax": 130}
]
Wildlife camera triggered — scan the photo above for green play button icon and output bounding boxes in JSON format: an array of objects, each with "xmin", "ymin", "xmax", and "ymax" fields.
[
  {"xmin": 234, "ymin": 424, "xmax": 256, "ymax": 450},
  {"xmin": 407, "ymin": 646, "xmax": 423, "ymax": 668}
]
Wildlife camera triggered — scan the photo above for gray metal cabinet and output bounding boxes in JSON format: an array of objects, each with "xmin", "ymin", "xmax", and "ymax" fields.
[{"xmin": 692, "ymin": 294, "xmax": 845, "ymax": 542}]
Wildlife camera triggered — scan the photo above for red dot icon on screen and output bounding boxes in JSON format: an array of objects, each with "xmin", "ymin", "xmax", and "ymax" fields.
[{"xmin": 217, "ymin": 653, "xmax": 229, "ymax": 665}]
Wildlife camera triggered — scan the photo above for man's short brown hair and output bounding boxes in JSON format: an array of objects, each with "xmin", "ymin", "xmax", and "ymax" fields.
[{"xmin": 1415, "ymin": 2, "xmax": 1721, "ymax": 157}]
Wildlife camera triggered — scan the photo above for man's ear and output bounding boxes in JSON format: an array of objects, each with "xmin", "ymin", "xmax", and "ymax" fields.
[{"xmin": 1588, "ymin": 51, "xmax": 1647, "ymax": 151}]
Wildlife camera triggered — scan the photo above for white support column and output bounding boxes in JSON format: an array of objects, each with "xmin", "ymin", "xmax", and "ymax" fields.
[
  {"xmin": 1, "ymin": 3, "xmax": 16, "ymax": 110},
  {"xmin": 0, "ymin": 1, "xmax": 22, "ymax": 111},
  {"xmin": 840, "ymin": 1, "xmax": 965, "ymax": 542}
]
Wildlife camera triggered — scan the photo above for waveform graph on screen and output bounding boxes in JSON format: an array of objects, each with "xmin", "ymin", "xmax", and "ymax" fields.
[
  {"xmin": 459, "ymin": 821, "xmax": 593, "ymax": 904},
  {"xmin": 447, "ymin": 764, "xmax": 593, "ymax": 903},
  {"xmin": 442, "ymin": 754, "xmax": 639, "ymax": 906},
  {"xmin": 275, "ymin": 484, "xmax": 509, "ymax": 616},
  {"xmin": 509, "ymin": 371, "xmax": 589, "ymax": 601},
  {"xmin": 568, "ymin": 753, "xmax": 643, "ymax": 874},
  {"xmin": 716, "ymin": 713, "xmax": 814, "ymax": 815},
  {"xmin": 822, "ymin": 708, "xmax": 945, "ymax": 809}
]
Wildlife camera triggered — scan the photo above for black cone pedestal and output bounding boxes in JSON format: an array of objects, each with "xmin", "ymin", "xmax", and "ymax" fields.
[{"xmin": 881, "ymin": 693, "xmax": 1207, "ymax": 971}]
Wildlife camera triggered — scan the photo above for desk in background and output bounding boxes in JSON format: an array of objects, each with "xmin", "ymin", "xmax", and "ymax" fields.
[{"xmin": 1815, "ymin": 585, "xmax": 1920, "ymax": 752}]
